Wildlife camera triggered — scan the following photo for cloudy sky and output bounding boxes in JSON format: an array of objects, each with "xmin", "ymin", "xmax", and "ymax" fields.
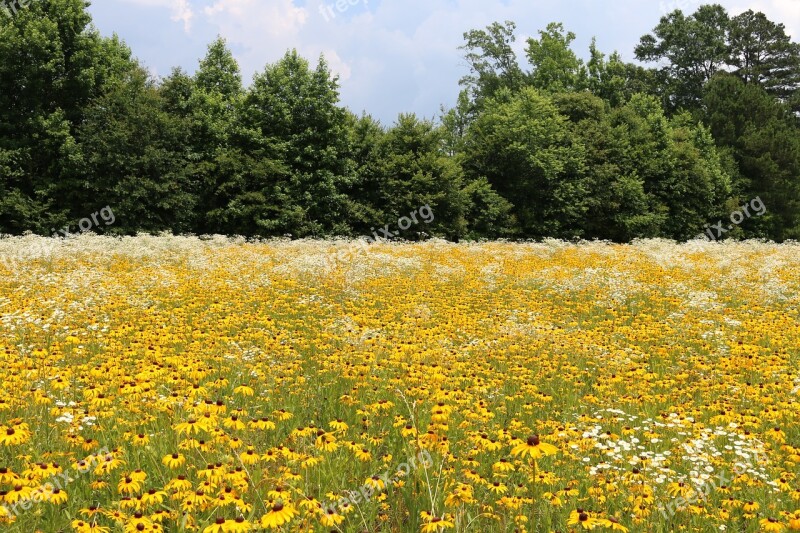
[{"xmin": 86, "ymin": 0, "xmax": 799, "ymax": 125}]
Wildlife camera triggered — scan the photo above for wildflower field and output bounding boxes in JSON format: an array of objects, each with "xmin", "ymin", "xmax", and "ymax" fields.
[{"xmin": 1, "ymin": 236, "xmax": 799, "ymax": 533}]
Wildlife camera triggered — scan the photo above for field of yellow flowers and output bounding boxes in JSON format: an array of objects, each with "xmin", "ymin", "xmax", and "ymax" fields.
[{"xmin": 0, "ymin": 235, "xmax": 799, "ymax": 533}]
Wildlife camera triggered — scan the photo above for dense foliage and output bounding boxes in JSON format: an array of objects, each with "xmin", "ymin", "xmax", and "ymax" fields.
[{"xmin": 1, "ymin": 1, "xmax": 798, "ymax": 240}]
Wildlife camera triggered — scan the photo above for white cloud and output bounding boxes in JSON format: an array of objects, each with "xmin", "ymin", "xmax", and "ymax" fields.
[
  {"xmin": 204, "ymin": 0, "xmax": 308, "ymax": 37},
  {"xmin": 201, "ymin": 0, "xmax": 316, "ymax": 79},
  {"xmin": 124, "ymin": 0, "xmax": 194, "ymax": 32},
  {"xmin": 110, "ymin": 0, "xmax": 798, "ymax": 122},
  {"xmin": 728, "ymin": 0, "xmax": 800, "ymax": 38}
]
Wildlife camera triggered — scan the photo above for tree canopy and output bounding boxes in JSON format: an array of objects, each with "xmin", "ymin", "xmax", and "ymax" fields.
[{"xmin": 1, "ymin": 3, "xmax": 798, "ymax": 241}]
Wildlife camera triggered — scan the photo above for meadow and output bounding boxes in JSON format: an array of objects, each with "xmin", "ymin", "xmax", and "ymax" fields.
[{"xmin": 0, "ymin": 235, "xmax": 798, "ymax": 532}]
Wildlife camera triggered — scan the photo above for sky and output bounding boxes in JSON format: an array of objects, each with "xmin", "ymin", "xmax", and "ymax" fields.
[{"xmin": 86, "ymin": 0, "xmax": 800, "ymax": 125}]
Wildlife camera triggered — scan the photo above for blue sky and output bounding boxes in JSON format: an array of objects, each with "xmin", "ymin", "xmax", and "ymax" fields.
[{"xmin": 86, "ymin": 0, "xmax": 799, "ymax": 125}]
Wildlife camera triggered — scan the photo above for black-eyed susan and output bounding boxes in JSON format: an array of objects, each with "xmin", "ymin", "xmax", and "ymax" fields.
[
  {"xmin": 744, "ymin": 501, "xmax": 761, "ymax": 513},
  {"xmin": 48, "ymin": 488, "xmax": 69, "ymax": 505},
  {"xmin": 787, "ymin": 510, "xmax": 800, "ymax": 530},
  {"xmin": 224, "ymin": 517, "xmax": 252, "ymax": 532},
  {"xmin": 233, "ymin": 385, "xmax": 254, "ymax": 396},
  {"xmin": 162, "ymin": 453, "xmax": 185, "ymax": 469},
  {"xmin": 419, "ymin": 511, "xmax": 455, "ymax": 532},
  {"xmin": 203, "ymin": 517, "xmax": 227, "ymax": 533},
  {"xmin": 666, "ymin": 481, "xmax": 694, "ymax": 498},
  {"xmin": 260, "ymin": 501, "xmax": 297, "ymax": 529},
  {"xmin": 174, "ymin": 419, "xmax": 208, "ymax": 436},
  {"xmin": 0, "ymin": 425, "xmax": 31, "ymax": 446},
  {"xmin": 761, "ymin": 517, "xmax": 786, "ymax": 532},
  {"xmin": 567, "ymin": 509, "xmax": 600, "ymax": 530},
  {"xmin": 510, "ymin": 435, "xmax": 558, "ymax": 459},
  {"xmin": 117, "ymin": 476, "xmax": 142, "ymax": 495},
  {"xmin": 71, "ymin": 519, "xmax": 110, "ymax": 533},
  {"xmin": 320, "ymin": 506, "xmax": 345, "ymax": 527},
  {"xmin": 141, "ymin": 489, "xmax": 167, "ymax": 506},
  {"xmin": 165, "ymin": 475, "xmax": 192, "ymax": 492}
]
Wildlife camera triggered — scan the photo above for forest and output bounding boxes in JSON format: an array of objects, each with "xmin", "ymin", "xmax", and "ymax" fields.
[{"xmin": 1, "ymin": 0, "xmax": 799, "ymax": 241}]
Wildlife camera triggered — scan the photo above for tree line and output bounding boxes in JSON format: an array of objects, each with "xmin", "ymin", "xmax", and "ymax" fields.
[{"xmin": 1, "ymin": 0, "xmax": 798, "ymax": 241}]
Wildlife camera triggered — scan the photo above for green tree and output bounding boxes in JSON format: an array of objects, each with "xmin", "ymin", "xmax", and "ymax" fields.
[
  {"xmin": 459, "ymin": 21, "xmax": 525, "ymax": 108},
  {"xmin": 635, "ymin": 4, "xmax": 730, "ymax": 111},
  {"xmin": 525, "ymin": 22, "xmax": 586, "ymax": 92},
  {"xmin": 553, "ymin": 92, "xmax": 662, "ymax": 241},
  {"xmin": 195, "ymin": 36, "xmax": 243, "ymax": 97},
  {"xmin": 704, "ymin": 73, "xmax": 800, "ymax": 240},
  {"xmin": 372, "ymin": 114, "xmax": 469, "ymax": 239},
  {"xmin": 440, "ymin": 90, "xmax": 474, "ymax": 157},
  {"xmin": 0, "ymin": 0, "xmax": 131, "ymax": 233},
  {"xmin": 608, "ymin": 94, "xmax": 731, "ymax": 240},
  {"xmin": 185, "ymin": 38, "xmax": 248, "ymax": 234},
  {"xmin": 587, "ymin": 40, "xmax": 660, "ymax": 107},
  {"xmin": 341, "ymin": 112, "xmax": 389, "ymax": 235},
  {"xmin": 77, "ymin": 65, "xmax": 196, "ymax": 233},
  {"xmin": 464, "ymin": 87, "xmax": 588, "ymax": 239},
  {"xmin": 727, "ymin": 10, "xmax": 800, "ymax": 103},
  {"xmin": 244, "ymin": 50, "xmax": 353, "ymax": 236}
]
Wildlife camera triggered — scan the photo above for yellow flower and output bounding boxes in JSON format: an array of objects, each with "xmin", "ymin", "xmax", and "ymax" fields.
[
  {"xmin": 182, "ymin": 490, "xmax": 211, "ymax": 511},
  {"xmin": 365, "ymin": 476, "xmax": 386, "ymax": 490},
  {"xmin": 445, "ymin": 483, "xmax": 475, "ymax": 507},
  {"xmin": 315, "ymin": 431, "xmax": 338, "ymax": 452},
  {"xmin": 0, "ymin": 425, "xmax": 31, "ymax": 446},
  {"xmin": 122, "ymin": 512, "xmax": 153, "ymax": 533},
  {"xmin": 492, "ymin": 458, "xmax": 515, "ymax": 473},
  {"xmin": 330, "ymin": 419, "xmax": 349, "ymax": 432},
  {"xmin": 117, "ymin": 476, "xmax": 142, "ymax": 495},
  {"xmin": 770, "ymin": 427, "xmax": 787, "ymax": 443},
  {"xmin": 744, "ymin": 501, "xmax": 761, "ymax": 513},
  {"xmin": 260, "ymin": 502, "xmax": 297, "ymax": 529},
  {"xmin": 599, "ymin": 516, "xmax": 629, "ymax": 532},
  {"xmin": 354, "ymin": 447, "xmax": 372, "ymax": 461},
  {"xmin": 94, "ymin": 454, "xmax": 124, "ymax": 476},
  {"xmin": 203, "ymin": 518, "xmax": 227, "ymax": 533},
  {"xmin": 71, "ymin": 519, "xmax": 111, "ymax": 533},
  {"xmin": 488, "ymin": 481, "xmax": 508, "ymax": 494},
  {"xmin": 510, "ymin": 435, "xmax": 558, "ymax": 459},
  {"xmin": 224, "ymin": 517, "xmax": 252, "ymax": 532},
  {"xmin": 141, "ymin": 489, "xmax": 167, "ymax": 506},
  {"xmin": 786, "ymin": 510, "xmax": 800, "ymax": 530},
  {"xmin": 320, "ymin": 507, "xmax": 345, "ymax": 526},
  {"xmin": 567, "ymin": 509, "xmax": 601, "ymax": 529},
  {"xmin": 666, "ymin": 482, "xmax": 694, "ymax": 498},
  {"xmin": 233, "ymin": 385, "xmax": 254, "ymax": 396},
  {"xmin": 48, "ymin": 488, "xmax": 69, "ymax": 504},
  {"xmin": 162, "ymin": 453, "xmax": 185, "ymax": 469},
  {"xmin": 166, "ymin": 476, "xmax": 192, "ymax": 492},
  {"xmin": 131, "ymin": 433, "xmax": 150, "ymax": 446},
  {"xmin": 174, "ymin": 419, "xmax": 207, "ymax": 436},
  {"xmin": 419, "ymin": 511, "xmax": 455, "ymax": 532},
  {"xmin": 760, "ymin": 517, "xmax": 786, "ymax": 532},
  {"xmin": 6, "ymin": 484, "xmax": 34, "ymax": 503},
  {"xmin": 239, "ymin": 448, "xmax": 260, "ymax": 465}
]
